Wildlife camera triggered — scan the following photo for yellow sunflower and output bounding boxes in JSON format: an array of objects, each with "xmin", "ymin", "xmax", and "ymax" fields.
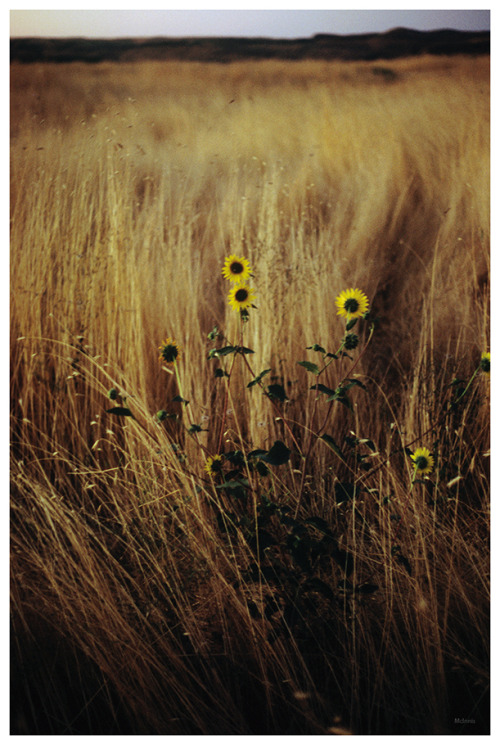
[
  {"xmin": 204, "ymin": 454, "xmax": 223, "ymax": 476},
  {"xmin": 335, "ymin": 288, "xmax": 370, "ymax": 320},
  {"xmin": 480, "ymin": 352, "xmax": 490, "ymax": 374},
  {"xmin": 222, "ymin": 255, "xmax": 253, "ymax": 283},
  {"xmin": 158, "ymin": 338, "xmax": 181, "ymax": 365},
  {"xmin": 410, "ymin": 447, "xmax": 435, "ymax": 475},
  {"xmin": 228, "ymin": 283, "xmax": 256, "ymax": 312}
]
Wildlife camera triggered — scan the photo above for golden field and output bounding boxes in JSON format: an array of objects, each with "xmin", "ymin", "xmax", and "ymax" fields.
[{"xmin": 10, "ymin": 55, "xmax": 490, "ymax": 734}]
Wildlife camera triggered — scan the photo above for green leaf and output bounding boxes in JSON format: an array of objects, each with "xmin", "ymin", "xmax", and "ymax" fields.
[
  {"xmin": 255, "ymin": 460, "xmax": 270, "ymax": 476},
  {"xmin": 188, "ymin": 423, "xmax": 205, "ymax": 434},
  {"xmin": 297, "ymin": 360, "xmax": 320, "ymax": 375},
  {"xmin": 247, "ymin": 368, "xmax": 272, "ymax": 388},
  {"xmin": 207, "ymin": 326, "xmax": 219, "ymax": 340},
  {"xmin": 266, "ymin": 383, "xmax": 288, "ymax": 402},
  {"xmin": 319, "ymin": 434, "xmax": 344, "ymax": 459},
  {"xmin": 214, "ymin": 368, "xmax": 229, "ymax": 378},
  {"xmin": 215, "ymin": 479, "xmax": 250, "ymax": 491},
  {"xmin": 327, "ymin": 388, "xmax": 353, "ymax": 410},
  {"xmin": 261, "ymin": 440, "xmax": 291, "ymax": 466},
  {"xmin": 106, "ymin": 407, "xmax": 134, "ymax": 417},
  {"xmin": 236, "ymin": 346, "xmax": 255, "ymax": 355},
  {"xmin": 310, "ymin": 383, "xmax": 336, "ymax": 396},
  {"xmin": 156, "ymin": 409, "xmax": 177, "ymax": 421},
  {"xmin": 343, "ymin": 378, "xmax": 367, "ymax": 391},
  {"xmin": 346, "ymin": 318, "xmax": 358, "ymax": 331},
  {"xmin": 248, "ymin": 449, "xmax": 268, "ymax": 458},
  {"xmin": 215, "ymin": 345, "xmax": 237, "ymax": 356},
  {"xmin": 306, "ymin": 344, "xmax": 326, "ymax": 354},
  {"xmin": 172, "ymin": 395, "xmax": 189, "ymax": 405}
]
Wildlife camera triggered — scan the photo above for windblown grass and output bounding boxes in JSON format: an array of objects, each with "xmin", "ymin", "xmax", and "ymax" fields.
[{"xmin": 10, "ymin": 55, "xmax": 489, "ymax": 734}]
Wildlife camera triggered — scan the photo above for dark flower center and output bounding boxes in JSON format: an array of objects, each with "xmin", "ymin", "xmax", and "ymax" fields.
[
  {"xmin": 235, "ymin": 288, "xmax": 249, "ymax": 302},
  {"xmin": 344, "ymin": 298, "xmax": 359, "ymax": 313},
  {"xmin": 230, "ymin": 261, "xmax": 244, "ymax": 275},
  {"xmin": 162, "ymin": 344, "xmax": 178, "ymax": 362},
  {"xmin": 415, "ymin": 456, "xmax": 429, "ymax": 470}
]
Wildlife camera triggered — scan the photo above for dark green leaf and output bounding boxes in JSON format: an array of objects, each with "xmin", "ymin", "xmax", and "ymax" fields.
[
  {"xmin": 261, "ymin": 440, "xmax": 291, "ymax": 466},
  {"xmin": 236, "ymin": 346, "xmax": 255, "ymax": 355},
  {"xmin": 310, "ymin": 383, "xmax": 336, "ymax": 396},
  {"xmin": 297, "ymin": 360, "xmax": 320, "ymax": 375},
  {"xmin": 327, "ymin": 389, "xmax": 353, "ymax": 410},
  {"xmin": 172, "ymin": 395, "xmax": 189, "ymax": 405},
  {"xmin": 266, "ymin": 384, "xmax": 288, "ymax": 402},
  {"xmin": 346, "ymin": 318, "xmax": 358, "ymax": 331},
  {"xmin": 215, "ymin": 479, "xmax": 249, "ymax": 491},
  {"xmin": 248, "ymin": 449, "xmax": 268, "ymax": 458},
  {"xmin": 247, "ymin": 368, "xmax": 272, "ymax": 388},
  {"xmin": 255, "ymin": 461, "xmax": 270, "ymax": 476},
  {"xmin": 106, "ymin": 407, "xmax": 134, "ymax": 417},
  {"xmin": 215, "ymin": 345, "xmax": 237, "ymax": 356},
  {"xmin": 344, "ymin": 378, "xmax": 367, "ymax": 391},
  {"xmin": 319, "ymin": 434, "xmax": 344, "ymax": 459},
  {"xmin": 156, "ymin": 409, "xmax": 177, "ymax": 421},
  {"xmin": 306, "ymin": 344, "xmax": 326, "ymax": 354}
]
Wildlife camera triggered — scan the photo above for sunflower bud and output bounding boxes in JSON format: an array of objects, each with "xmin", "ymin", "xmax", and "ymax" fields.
[{"xmin": 343, "ymin": 333, "xmax": 359, "ymax": 351}]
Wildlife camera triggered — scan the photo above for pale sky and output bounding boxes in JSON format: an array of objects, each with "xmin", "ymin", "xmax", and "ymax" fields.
[{"xmin": 9, "ymin": 7, "xmax": 491, "ymax": 39}]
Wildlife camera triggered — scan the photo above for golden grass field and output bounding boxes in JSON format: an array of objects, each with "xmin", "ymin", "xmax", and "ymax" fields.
[{"xmin": 10, "ymin": 54, "xmax": 490, "ymax": 734}]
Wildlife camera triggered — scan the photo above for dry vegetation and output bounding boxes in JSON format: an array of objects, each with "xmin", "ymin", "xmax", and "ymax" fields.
[{"xmin": 10, "ymin": 55, "xmax": 490, "ymax": 735}]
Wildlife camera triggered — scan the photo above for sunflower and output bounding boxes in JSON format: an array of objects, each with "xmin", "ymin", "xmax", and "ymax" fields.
[
  {"xmin": 222, "ymin": 255, "xmax": 253, "ymax": 283},
  {"xmin": 204, "ymin": 454, "xmax": 223, "ymax": 476},
  {"xmin": 228, "ymin": 283, "xmax": 256, "ymax": 312},
  {"xmin": 158, "ymin": 338, "xmax": 181, "ymax": 365},
  {"xmin": 410, "ymin": 447, "xmax": 435, "ymax": 475},
  {"xmin": 480, "ymin": 352, "xmax": 490, "ymax": 374},
  {"xmin": 335, "ymin": 288, "xmax": 370, "ymax": 320}
]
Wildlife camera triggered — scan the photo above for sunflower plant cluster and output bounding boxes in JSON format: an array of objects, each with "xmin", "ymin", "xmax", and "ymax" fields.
[
  {"xmin": 222, "ymin": 254, "xmax": 257, "ymax": 320},
  {"xmin": 107, "ymin": 265, "xmax": 489, "ymax": 588}
]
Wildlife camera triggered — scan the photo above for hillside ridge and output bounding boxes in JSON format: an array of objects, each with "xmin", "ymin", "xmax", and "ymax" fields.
[{"xmin": 10, "ymin": 27, "xmax": 490, "ymax": 63}]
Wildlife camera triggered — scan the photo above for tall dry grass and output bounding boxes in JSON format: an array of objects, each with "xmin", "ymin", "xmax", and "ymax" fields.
[{"xmin": 10, "ymin": 55, "xmax": 489, "ymax": 734}]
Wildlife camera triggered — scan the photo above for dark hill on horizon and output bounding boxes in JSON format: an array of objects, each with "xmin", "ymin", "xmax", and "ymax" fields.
[{"xmin": 10, "ymin": 27, "xmax": 489, "ymax": 64}]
